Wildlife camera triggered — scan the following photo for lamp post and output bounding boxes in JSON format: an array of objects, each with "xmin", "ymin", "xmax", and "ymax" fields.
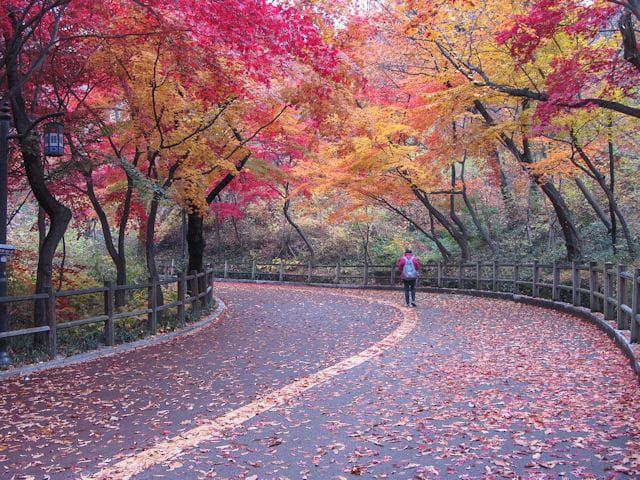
[{"xmin": 0, "ymin": 102, "xmax": 11, "ymax": 367}]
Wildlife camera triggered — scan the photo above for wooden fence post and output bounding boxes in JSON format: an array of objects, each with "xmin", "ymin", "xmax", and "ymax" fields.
[
  {"xmin": 631, "ymin": 268, "xmax": 639, "ymax": 343},
  {"xmin": 532, "ymin": 260, "xmax": 540, "ymax": 298},
  {"xmin": 307, "ymin": 261, "xmax": 312, "ymax": 283},
  {"xmin": 437, "ymin": 262, "xmax": 443, "ymax": 288},
  {"xmin": 208, "ymin": 268, "xmax": 215, "ymax": 307},
  {"xmin": 390, "ymin": 264, "xmax": 395, "ymax": 285},
  {"xmin": 512, "ymin": 262, "xmax": 519, "ymax": 294},
  {"xmin": 551, "ymin": 260, "xmax": 559, "ymax": 301},
  {"xmin": 571, "ymin": 261, "xmax": 580, "ymax": 306},
  {"xmin": 45, "ymin": 286, "xmax": 57, "ymax": 358},
  {"xmin": 604, "ymin": 263, "xmax": 615, "ymax": 320},
  {"xmin": 148, "ymin": 277, "xmax": 158, "ymax": 335},
  {"xmin": 251, "ymin": 260, "xmax": 257, "ymax": 280},
  {"xmin": 458, "ymin": 263, "xmax": 463, "ymax": 289},
  {"xmin": 178, "ymin": 270, "xmax": 186, "ymax": 326},
  {"xmin": 492, "ymin": 261, "xmax": 498, "ymax": 292},
  {"xmin": 616, "ymin": 264, "xmax": 627, "ymax": 329},
  {"xmin": 363, "ymin": 262, "xmax": 368, "ymax": 286},
  {"xmin": 588, "ymin": 261, "xmax": 598, "ymax": 312},
  {"xmin": 475, "ymin": 261, "xmax": 481, "ymax": 290},
  {"xmin": 279, "ymin": 260, "xmax": 284, "ymax": 282},
  {"xmin": 223, "ymin": 260, "xmax": 229, "ymax": 279},
  {"xmin": 104, "ymin": 281, "xmax": 114, "ymax": 346},
  {"xmin": 190, "ymin": 270, "xmax": 200, "ymax": 318},
  {"xmin": 336, "ymin": 259, "xmax": 342, "ymax": 284}
]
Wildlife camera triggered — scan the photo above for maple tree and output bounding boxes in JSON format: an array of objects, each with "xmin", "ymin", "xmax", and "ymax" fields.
[
  {"xmin": 1, "ymin": 0, "xmax": 338, "ymax": 319},
  {"xmin": 2, "ymin": 0, "xmax": 640, "ymax": 337}
]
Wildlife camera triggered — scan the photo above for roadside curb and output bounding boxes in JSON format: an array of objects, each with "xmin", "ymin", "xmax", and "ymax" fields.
[
  {"xmin": 0, "ymin": 298, "xmax": 226, "ymax": 381},
  {"xmin": 215, "ymin": 278, "xmax": 640, "ymax": 378}
]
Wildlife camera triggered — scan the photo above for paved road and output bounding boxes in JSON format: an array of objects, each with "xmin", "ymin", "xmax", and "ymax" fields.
[{"xmin": 1, "ymin": 284, "xmax": 638, "ymax": 479}]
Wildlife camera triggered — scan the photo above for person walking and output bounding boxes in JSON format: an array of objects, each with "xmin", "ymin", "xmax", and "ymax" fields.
[{"xmin": 397, "ymin": 248, "xmax": 420, "ymax": 307}]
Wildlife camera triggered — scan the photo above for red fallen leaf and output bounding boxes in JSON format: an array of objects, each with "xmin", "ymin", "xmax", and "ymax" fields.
[
  {"xmin": 613, "ymin": 465, "xmax": 631, "ymax": 472},
  {"xmin": 350, "ymin": 465, "xmax": 365, "ymax": 475},
  {"xmin": 162, "ymin": 430, "xmax": 171, "ymax": 436}
]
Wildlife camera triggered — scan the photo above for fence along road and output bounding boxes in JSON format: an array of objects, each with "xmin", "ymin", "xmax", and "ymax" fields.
[
  {"xmin": 215, "ymin": 259, "xmax": 640, "ymax": 368},
  {"xmin": 0, "ymin": 268, "xmax": 215, "ymax": 360}
]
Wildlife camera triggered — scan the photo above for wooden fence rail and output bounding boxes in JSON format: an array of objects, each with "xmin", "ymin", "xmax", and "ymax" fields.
[
  {"xmin": 213, "ymin": 260, "xmax": 639, "ymax": 344},
  {"xmin": 0, "ymin": 267, "xmax": 215, "ymax": 358}
]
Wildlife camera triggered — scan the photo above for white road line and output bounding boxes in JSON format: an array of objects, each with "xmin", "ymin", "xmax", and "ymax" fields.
[{"xmin": 84, "ymin": 296, "xmax": 417, "ymax": 480}]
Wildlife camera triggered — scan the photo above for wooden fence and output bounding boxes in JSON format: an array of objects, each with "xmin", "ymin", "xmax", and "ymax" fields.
[
  {"xmin": 214, "ymin": 260, "xmax": 639, "ymax": 344},
  {"xmin": 0, "ymin": 268, "xmax": 215, "ymax": 357}
]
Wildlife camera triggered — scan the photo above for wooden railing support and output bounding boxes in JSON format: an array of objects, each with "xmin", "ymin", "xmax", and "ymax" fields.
[
  {"xmin": 104, "ymin": 281, "xmax": 115, "ymax": 346},
  {"xmin": 532, "ymin": 260, "xmax": 540, "ymax": 298},
  {"xmin": 223, "ymin": 260, "xmax": 229, "ymax": 279},
  {"xmin": 251, "ymin": 260, "xmax": 257, "ymax": 280},
  {"xmin": 437, "ymin": 262, "xmax": 443, "ymax": 288},
  {"xmin": 279, "ymin": 260, "xmax": 284, "ymax": 282},
  {"xmin": 307, "ymin": 261, "xmax": 313, "ymax": 283},
  {"xmin": 512, "ymin": 262, "xmax": 519, "ymax": 294},
  {"xmin": 178, "ymin": 270, "xmax": 186, "ymax": 326},
  {"xmin": 617, "ymin": 264, "xmax": 627, "ymax": 329},
  {"xmin": 551, "ymin": 261, "xmax": 559, "ymax": 301},
  {"xmin": 148, "ymin": 277, "xmax": 158, "ymax": 335},
  {"xmin": 190, "ymin": 270, "xmax": 200, "ymax": 318},
  {"xmin": 588, "ymin": 261, "xmax": 598, "ymax": 312},
  {"xmin": 336, "ymin": 259, "xmax": 342, "ymax": 284},
  {"xmin": 571, "ymin": 261, "xmax": 580, "ymax": 306},
  {"xmin": 363, "ymin": 263, "xmax": 368, "ymax": 286},
  {"xmin": 604, "ymin": 263, "xmax": 615, "ymax": 320},
  {"xmin": 209, "ymin": 268, "xmax": 215, "ymax": 307},
  {"xmin": 390, "ymin": 264, "xmax": 395, "ymax": 285},
  {"xmin": 492, "ymin": 261, "xmax": 498, "ymax": 292},
  {"xmin": 458, "ymin": 263, "xmax": 463, "ymax": 289},
  {"xmin": 475, "ymin": 261, "xmax": 481, "ymax": 290},
  {"xmin": 631, "ymin": 268, "xmax": 639, "ymax": 343},
  {"xmin": 45, "ymin": 286, "xmax": 57, "ymax": 358}
]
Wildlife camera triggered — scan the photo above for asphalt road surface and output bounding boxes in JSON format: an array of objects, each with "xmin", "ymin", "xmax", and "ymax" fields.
[{"xmin": 1, "ymin": 283, "xmax": 638, "ymax": 479}]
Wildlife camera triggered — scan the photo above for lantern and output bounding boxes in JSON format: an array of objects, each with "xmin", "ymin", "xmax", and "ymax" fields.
[{"xmin": 43, "ymin": 122, "xmax": 64, "ymax": 157}]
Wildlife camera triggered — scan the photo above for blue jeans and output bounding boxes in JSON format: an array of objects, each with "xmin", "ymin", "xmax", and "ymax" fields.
[{"xmin": 403, "ymin": 279, "xmax": 416, "ymax": 304}]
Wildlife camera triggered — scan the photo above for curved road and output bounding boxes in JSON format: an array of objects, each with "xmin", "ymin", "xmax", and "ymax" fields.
[{"xmin": 0, "ymin": 284, "xmax": 639, "ymax": 479}]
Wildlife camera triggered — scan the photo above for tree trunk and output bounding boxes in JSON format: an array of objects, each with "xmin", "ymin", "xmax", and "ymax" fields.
[
  {"xmin": 283, "ymin": 185, "xmax": 314, "ymax": 263},
  {"xmin": 494, "ymin": 150, "xmax": 515, "ymax": 219},
  {"xmin": 146, "ymin": 195, "xmax": 164, "ymax": 307},
  {"xmin": 575, "ymin": 177, "xmax": 612, "ymax": 232},
  {"xmin": 116, "ymin": 169, "xmax": 135, "ymax": 306},
  {"xmin": 459, "ymin": 159, "xmax": 497, "ymax": 255},
  {"xmin": 609, "ymin": 138, "xmax": 617, "ymax": 254},
  {"xmin": 449, "ymin": 165, "xmax": 470, "ymax": 256},
  {"xmin": 187, "ymin": 212, "xmax": 205, "ymax": 273},
  {"xmin": 573, "ymin": 140, "xmax": 634, "ymax": 258},
  {"xmin": 375, "ymin": 196, "xmax": 452, "ymax": 261},
  {"xmin": 412, "ymin": 187, "xmax": 469, "ymax": 260},
  {"xmin": 231, "ymin": 216, "xmax": 242, "ymax": 248},
  {"xmin": 474, "ymin": 100, "xmax": 581, "ymax": 259},
  {"xmin": 84, "ymin": 171, "xmax": 127, "ymax": 307},
  {"xmin": 538, "ymin": 180, "xmax": 581, "ymax": 259},
  {"xmin": 187, "ymin": 153, "xmax": 251, "ymax": 272},
  {"xmin": 58, "ymin": 234, "xmax": 66, "ymax": 290},
  {"xmin": 38, "ymin": 206, "xmax": 46, "ymax": 249},
  {"xmin": 9, "ymin": 92, "xmax": 71, "ymax": 339}
]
